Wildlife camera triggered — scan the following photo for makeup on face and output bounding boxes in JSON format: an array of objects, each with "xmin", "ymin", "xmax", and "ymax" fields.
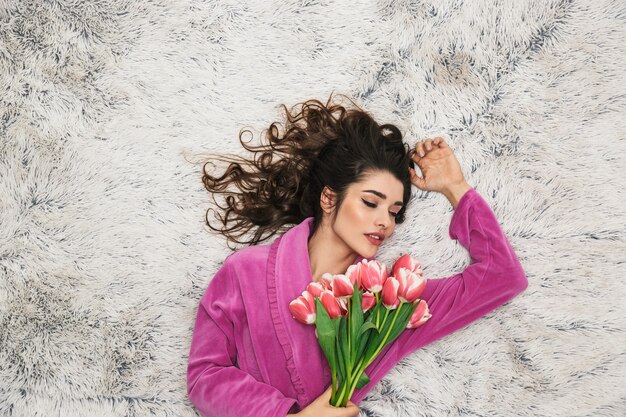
[{"xmin": 331, "ymin": 171, "xmax": 405, "ymax": 259}]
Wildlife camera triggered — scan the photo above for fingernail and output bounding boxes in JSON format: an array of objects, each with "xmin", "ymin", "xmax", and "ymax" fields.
[{"xmin": 419, "ymin": 151, "xmax": 424, "ymax": 157}]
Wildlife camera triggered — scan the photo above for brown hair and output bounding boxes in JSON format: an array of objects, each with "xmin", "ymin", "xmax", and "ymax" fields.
[{"xmin": 196, "ymin": 92, "xmax": 413, "ymax": 249}]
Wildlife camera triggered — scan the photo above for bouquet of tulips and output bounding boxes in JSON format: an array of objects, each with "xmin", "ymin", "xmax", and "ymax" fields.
[{"xmin": 289, "ymin": 254, "xmax": 432, "ymax": 407}]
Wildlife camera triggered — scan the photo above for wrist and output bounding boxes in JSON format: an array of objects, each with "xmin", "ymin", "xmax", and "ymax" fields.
[{"xmin": 443, "ymin": 181, "xmax": 471, "ymax": 209}]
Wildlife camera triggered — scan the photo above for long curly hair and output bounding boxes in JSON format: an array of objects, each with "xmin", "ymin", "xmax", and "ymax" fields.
[{"xmin": 198, "ymin": 93, "xmax": 413, "ymax": 249}]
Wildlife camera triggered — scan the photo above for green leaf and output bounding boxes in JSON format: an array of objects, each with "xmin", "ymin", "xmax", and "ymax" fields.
[
  {"xmin": 355, "ymin": 321, "xmax": 377, "ymax": 361},
  {"xmin": 314, "ymin": 298, "xmax": 338, "ymax": 375},
  {"xmin": 335, "ymin": 332, "xmax": 345, "ymax": 387},
  {"xmin": 359, "ymin": 321, "xmax": 377, "ymax": 336},
  {"xmin": 355, "ymin": 371, "xmax": 370, "ymax": 389},
  {"xmin": 349, "ymin": 281, "xmax": 364, "ymax": 366},
  {"xmin": 362, "ymin": 330, "xmax": 382, "ymax": 362},
  {"xmin": 361, "ymin": 305, "xmax": 380, "ymax": 335},
  {"xmin": 383, "ymin": 302, "xmax": 419, "ymax": 347},
  {"xmin": 336, "ymin": 315, "xmax": 348, "ymax": 386},
  {"xmin": 362, "ymin": 306, "xmax": 396, "ymax": 360},
  {"xmin": 359, "ymin": 300, "xmax": 405, "ymax": 366}
]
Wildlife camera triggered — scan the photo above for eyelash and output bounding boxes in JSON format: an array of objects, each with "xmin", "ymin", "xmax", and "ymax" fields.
[{"xmin": 362, "ymin": 199, "xmax": 399, "ymax": 217}]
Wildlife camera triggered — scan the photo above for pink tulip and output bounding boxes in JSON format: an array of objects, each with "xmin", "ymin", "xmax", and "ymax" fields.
[
  {"xmin": 406, "ymin": 299, "xmax": 432, "ymax": 329},
  {"xmin": 361, "ymin": 291, "xmax": 376, "ymax": 312},
  {"xmin": 344, "ymin": 264, "xmax": 359, "ymax": 287},
  {"xmin": 306, "ymin": 282, "xmax": 326, "ymax": 298},
  {"xmin": 337, "ymin": 291, "xmax": 373, "ymax": 317},
  {"xmin": 289, "ymin": 290, "xmax": 316, "ymax": 324},
  {"xmin": 320, "ymin": 273, "xmax": 334, "ymax": 291},
  {"xmin": 347, "ymin": 259, "xmax": 388, "ymax": 293},
  {"xmin": 395, "ymin": 268, "xmax": 427, "ymax": 303},
  {"xmin": 320, "ymin": 290, "xmax": 343, "ymax": 319},
  {"xmin": 381, "ymin": 277, "xmax": 401, "ymax": 309},
  {"xmin": 332, "ymin": 274, "xmax": 354, "ymax": 298},
  {"xmin": 337, "ymin": 297, "xmax": 349, "ymax": 317},
  {"xmin": 391, "ymin": 254, "xmax": 423, "ymax": 278}
]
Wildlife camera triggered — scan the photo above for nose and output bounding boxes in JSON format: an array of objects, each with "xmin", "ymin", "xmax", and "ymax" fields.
[{"xmin": 376, "ymin": 213, "xmax": 390, "ymax": 230}]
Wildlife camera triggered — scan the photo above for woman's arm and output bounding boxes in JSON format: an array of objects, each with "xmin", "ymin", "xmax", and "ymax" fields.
[
  {"xmin": 350, "ymin": 184, "xmax": 528, "ymax": 404},
  {"xmin": 187, "ymin": 261, "xmax": 298, "ymax": 417},
  {"xmin": 394, "ymin": 185, "xmax": 529, "ymax": 357},
  {"xmin": 442, "ymin": 180, "xmax": 472, "ymax": 209},
  {"xmin": 350, "ymin": 138, "xmax": 529, "ymax": 403}
]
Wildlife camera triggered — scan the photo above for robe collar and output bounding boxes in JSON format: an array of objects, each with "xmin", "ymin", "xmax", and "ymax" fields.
[{"xmin": 267, "ymin": 217, "xmax": 366, "ymax": 407}]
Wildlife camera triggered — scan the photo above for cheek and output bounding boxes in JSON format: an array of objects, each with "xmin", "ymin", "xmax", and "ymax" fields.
[
  {"xmin": 335, "ymin": 202, "xmax": 367, "ymax": 239},
  {"xmin": 341, "ymin": 200, "xmax": 368, "ymax": 224}
]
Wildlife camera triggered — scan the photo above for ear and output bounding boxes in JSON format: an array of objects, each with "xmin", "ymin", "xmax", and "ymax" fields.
[{"xmin": 320, "ymin": 186, "xmax": 337, "ymax": 214}]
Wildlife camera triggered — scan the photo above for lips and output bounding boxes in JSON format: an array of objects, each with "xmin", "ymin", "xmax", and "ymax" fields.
[{"xmin": 365, "ymin": 232, "xmax": 384, "ymax": 246}]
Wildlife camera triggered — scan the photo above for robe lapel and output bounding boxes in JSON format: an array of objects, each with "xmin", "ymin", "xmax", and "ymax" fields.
[{"xmin": 267, "ymin": 217, "xmax": 365, "ymax": 408}]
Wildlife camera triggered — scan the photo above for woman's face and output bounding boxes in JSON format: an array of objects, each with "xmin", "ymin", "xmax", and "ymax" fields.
[{"xmin": 328, "ymin": 170, "xmax": 405, "ymax": 259}]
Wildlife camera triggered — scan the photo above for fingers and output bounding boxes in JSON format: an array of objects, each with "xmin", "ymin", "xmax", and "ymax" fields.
[
  {"xmin": 344, "ymin": 401, "xmax": 361, "ymax": 417},
  {"xmin": 432, "ymin": 137, "xmax": 448, "ymax": 147},
  {"xmin": 409, "ymin": 167, "xmax": 426, "ymax": 190},
  {"xmin": 413, "ymin": 136, "xmax": 447, "ymax": 157}
]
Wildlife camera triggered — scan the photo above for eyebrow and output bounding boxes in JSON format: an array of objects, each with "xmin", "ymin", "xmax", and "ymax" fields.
[{"xmin": 362, "ymin": 190, "xmax": 404, "ymax": 206}]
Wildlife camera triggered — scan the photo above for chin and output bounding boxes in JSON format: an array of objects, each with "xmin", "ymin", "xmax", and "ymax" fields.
[
  {"xmin": 346, "ymin": 236, "xmax": 379, "ymax": 259},
  {"xmin": 360, "ymin": 245, "xmax": 378, "ymax": 259}
]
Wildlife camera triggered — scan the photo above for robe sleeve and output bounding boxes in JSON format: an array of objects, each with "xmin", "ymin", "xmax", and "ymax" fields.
[
  {"xmin": 394, "ymin": 186, "xmax": 529, "ymax": 358},
  {"xmin": 187, "ymin": 260, "xmax": 298, "ymax": 417}
]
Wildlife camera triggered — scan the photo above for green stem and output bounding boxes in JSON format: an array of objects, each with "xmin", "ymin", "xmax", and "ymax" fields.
[
  {"xmin": 336, "ymin": 303, "xmax": 397, "ymax": 406},
  {"xmin": 344, "ymin": 361, "xmax": 368, "ymax": 405},
  {"xmin": 331, "ymin": 367, "xmax": 337, "ymax": 403},
  {"xmin": 334, "ymin": 374, "xmax": 351, "ymax": 407},
  {"xmin": 374, "ymin": 293, "xmax": 380, "ymax": 327},
  {"xmin": 370, "ymin": 302, "xmax": 404, "ymax": 359},
  {"xmin": 347, "ymin": 297, "xmax": 351, "ymax": 362},
  {"xmin": 333, "ymin": 297, "xmax": 354, "ymax": 407},
  {"xmin": 341, "ymin": 304, "xmax": 405, "ymax": 405},
  {"xmin": 347, "ymin": 306, "xmax": 391, "ymax": 384},
  {"xmin": 332, "ymin": 372, "xmax": 346, "ymax": 406},
  {"xmin": 379, "ymin": 307, "xmax": 390, "ymax": 331}
]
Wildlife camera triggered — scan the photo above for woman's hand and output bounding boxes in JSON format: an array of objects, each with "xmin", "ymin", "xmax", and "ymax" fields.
[
  {"xmin": 409, "ymin": 137, "xmax": 471, "ymax": 208},
  {"xmin": 287, "ymin": 386, "xmax": 361, "ymax": 417}
]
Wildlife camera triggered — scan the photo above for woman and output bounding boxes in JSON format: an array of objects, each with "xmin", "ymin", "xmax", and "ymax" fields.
[{"xmin": 187, "ymin": 94, "xmax": 528, "ymax": 417}]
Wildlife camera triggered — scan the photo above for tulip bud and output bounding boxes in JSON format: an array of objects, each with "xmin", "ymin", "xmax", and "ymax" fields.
[
  {"xmin": 306, "ymin": 282, "xmax": 326, "ymax": 298},
  {"xmin": 392, "ymin": 254, "xmax": 423, "ymax": 278},
  {"xmin": 320, "ymin": 290, "xmax": 342, "ymax": 319},
  {"xmin": 348, "ymin": 259, "xmax": 387, "ymax": 293},
  {"xmin": 320, "ymin": 273, "xmax": 334, "ymax": 291},
  {"xmin": 289, "ymin": 291, "xmax": 316, "ymax": 324},
  {"xmin": 332, "ymin": 274, "xmax": 354, "ymax": 298},
  {"xmin": 337, "ymin": 297, "xmax": 348, "ymax": 315},
  {"xmin": 361, "ymin": 291, "xmax": 376, "ymax": 312},
  {"xmin": 407, "ymin": 299, "xmax": 432, "ymax": 329},
  {"xmin": 381, "ymin": 277, "xmax": 400, "ymax": 309},
  {"xmin": 395, "ymin": 268, "xmax": 427, "ymax": 303},
  {"xmin": 345, "ymin": 264, "xmax": 359, "ymax": 287}
]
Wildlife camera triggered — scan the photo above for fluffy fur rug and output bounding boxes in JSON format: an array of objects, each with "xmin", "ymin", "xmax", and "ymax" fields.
[{"xmin": 1, "ymin": 0, "xmax": 624, "ymax": 416}]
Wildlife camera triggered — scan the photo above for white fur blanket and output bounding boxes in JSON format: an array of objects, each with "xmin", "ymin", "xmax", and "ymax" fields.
[{"xmin": 1, "ymin": 0, "xmax": 624, "ymax": 416}]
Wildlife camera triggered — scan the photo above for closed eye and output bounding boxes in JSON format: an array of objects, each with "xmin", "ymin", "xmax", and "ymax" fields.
[
  {"xmin": 362, "ymin": 199, "xmax": 376, "ymax": 208},
  {"xmin": 363, "ymin": 199, "xmax": 400, "ymax": 218}
]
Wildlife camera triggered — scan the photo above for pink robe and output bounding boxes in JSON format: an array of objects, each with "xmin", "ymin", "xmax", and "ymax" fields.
[{"xmin": 187, "ymin": 187, "xmax": 529, "ymax": 417}]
